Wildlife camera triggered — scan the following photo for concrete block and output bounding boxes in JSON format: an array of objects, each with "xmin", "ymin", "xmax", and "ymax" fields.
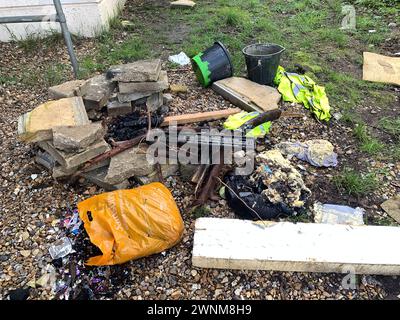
[
  {"xmin": 18, "ymin": 97, "xmax": 90, "ymax": 143},
  {"xmin": 107, "ymin": 59, "xmax": 162, "ymax": 82},
  {"xmin": 53, "ymin": 123, "xmax": 106, "ymax": 153},
  {"xmin": 38, "ymin": 139, "xmax": 110, "ymax": 170},
  {"xmin": 118, "ymin": 71, "xmax": 169, "ymax": 94},
  {"xmin": 82, "ymin": 74, "xmax": 116, "ymax": 110}
]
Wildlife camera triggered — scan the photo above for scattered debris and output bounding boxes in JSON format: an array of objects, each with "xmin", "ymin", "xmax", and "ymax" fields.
[
  {"xmin": 170, "ymin": 0, "xmax": 196, "ymax": 8},
  {"xmin": 276, "ymin": 139, "xmax": 338, "ymax": 167},
  {"xmin": 77, "ymin": 183, "xmax": 184, "ymax": 265},
  {"xmin": 251, "ymin": 149, "xmax": 311, "ymax": 209},
  {"xmin": 224, "ymin": 173, "xmax": 290, "ymax": 220},
  {"xmin": 381, "ymin": 196, "xmax": 400, "ymax": 224},
  {"xmin": 170, "ymin": 84, "xmax": 188, "ymax": 93},
  {"xmin": 168, "ymin": 52, "xmax": 191, "ymax": 66},
  {"xmin": 49, "ymin": 237, "xmax": 74, "ymax": 260},
  {"xmin": 313, "ymin": 203, "xmax": 365, "ymax": 225},
  {"xmin": 192, "ymin": 218, "xmax": 400, "ymax": 274},
  {"xmin": 8, "ymin": 288, "xmax": 30, "ymax": 301},
  {"xmin": 363, "ymin": 52, "xmax": 400, "ymax": 86}
]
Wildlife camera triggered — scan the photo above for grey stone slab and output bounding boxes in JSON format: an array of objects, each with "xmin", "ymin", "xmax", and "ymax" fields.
[
  {"xmin": 135, "ymin": 164, "xmax": 179, "ymax": 184},
  {"xmin": 105, "ymin": 146, "xmax": 154, "ymax": 184},
  {"xmin": 35, "ymin": 151, "xmax": 56, "ymax": 171},
  {"xmin": 53, "ymin": 122, "xmax": 106, "ymax": 153},
  {"xmin": 48, "ymin": 80, "xmax": 87, "ymax": 99},
  {"xmin": 38, "ymin": 139, "xmax": 110, "ymax": 170},
  {"xmin": 118, "ymin": 71, "xmax": 169, "ymax": 94},
  {"xmin": 52, "ymin": 159, "xmax": 110, "ymax": 179},
  {"xmin": 146, "ymin": 92, "xmax": 163, "ymax": 112},
  {"xmin": 82, "ymin": 74, "xmax": 116, "ymax": 110},
  {"xmin": 107, "ymin": 59, "xmax": 162, "ymax": 82},
  {"xmin": 381, "ymin": 196, "xmax": 400, "ymax": 224},
  {"xmin": 117, "ymin": 91, "xmax": 154, "ymax": 103},
  {"xmin": 82, "ymin": 166, "xmax": 130, "ymax": 191},
  {"xmin": 107, "ymin": 100, "xmax": 133, "ymax": 117}
]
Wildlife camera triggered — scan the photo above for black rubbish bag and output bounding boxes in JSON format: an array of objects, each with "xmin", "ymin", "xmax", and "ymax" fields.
[{"xmin": 224, "ymin": 173, "xmax": 292, "ymax": 220}]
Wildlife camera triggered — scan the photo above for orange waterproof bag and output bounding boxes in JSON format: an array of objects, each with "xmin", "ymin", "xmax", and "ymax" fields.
[{"xmin": 77, "ymin": 183, "xmax": 184, "ymax": 266}]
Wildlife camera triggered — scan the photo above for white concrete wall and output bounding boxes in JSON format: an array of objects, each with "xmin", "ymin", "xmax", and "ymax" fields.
[{"xmin": 0, "ymin": 0, "xmax": 126, "ymax": 42}]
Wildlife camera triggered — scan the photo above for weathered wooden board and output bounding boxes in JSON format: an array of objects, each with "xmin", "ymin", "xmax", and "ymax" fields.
[
  {"xmin": 161, "ymin": 108, "xmax": 241, "ymax": 126},
  {"xmin": 213, "ymin": 77, "xmax": 281, "ymax": 112},
  {"xmin": 192, "ymin": 218, "xmax": 400, "ymax": 275}
]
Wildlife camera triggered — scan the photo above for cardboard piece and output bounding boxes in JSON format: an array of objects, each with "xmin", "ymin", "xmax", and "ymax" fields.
[{"xmin": 363, "ymin": 52, "xmax": 400, "ymax": 86}]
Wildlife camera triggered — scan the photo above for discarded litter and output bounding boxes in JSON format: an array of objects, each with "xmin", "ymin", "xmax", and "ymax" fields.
[
  {"xmin": 363, "ymin": 52, "xmax": 400, "ymax": 86},
  {"xmin": 313, "ymin": 202, "xmax": 365, "ymax": 226},
  {"xmin": 169, "ymin": 52, "xmax": 191, "ymax": 66},
  {"xmin": 243, "ymin": 43, "xmax": 285, "ymax": 86},
  {"xmin": 224, "ymin": 173, "xmax": 291, "ymax": 220},
  {"xmin": 77, "ymin": 183, "xmax": 184, "ymax": 266},
  {"xmin": 192, "ymin": 41, "xmax": 234, "ymax": 87},
  {"xmin": 274, "ymin": 66, "xmax": 331, "ymax": 121},
  {"xmin": 64, "ymin": 209, "xmax": 82, "ymax": 235},
  {"xmin": 276, "ymin": 139, "xmax": 338, "ymax": 167},
  {"xmin": 223, "ymin": 111, "xmax": 272, "ymax": 138},
  {"xmin": 252, "ymin": 150, "xmax": 312, "ymax": 209},
  {"xmin": 49, "ymin": 237, "xmax": 74, "ymax": 260}
]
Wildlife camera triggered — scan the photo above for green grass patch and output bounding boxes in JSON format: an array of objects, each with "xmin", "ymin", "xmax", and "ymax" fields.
[
  {"xmin": 333, "ymin": 168, "xmax": 379, "ymax": 197},
  {"xmin": 379, "ymin": 117, "xmax": 400, "ymax": 136}
]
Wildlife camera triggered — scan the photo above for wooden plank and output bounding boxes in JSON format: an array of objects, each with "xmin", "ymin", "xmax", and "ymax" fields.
[
  {"xmin": 213, "ymin": 77, "xmax": 281, "ymax": 112},
  {"xmin": 212, "ymin": 82, "xmax": 264, "ymax": 113},
  {"xmin": 160, "ymin": 108, "xmax": 241, "ymax": 126},
  {"xmin": 192, "ymin": 218, "xmax": 400, "ymax": 275}
]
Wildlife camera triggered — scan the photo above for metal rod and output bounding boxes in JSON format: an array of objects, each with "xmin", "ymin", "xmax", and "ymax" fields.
[{"xmin": 53, "ymin": 0, "xmax": 79, "ymax": 78}]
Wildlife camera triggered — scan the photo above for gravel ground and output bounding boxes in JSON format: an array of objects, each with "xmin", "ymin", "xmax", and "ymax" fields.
[{"xmin": 1, "ymin": 24, "xmax": 400, "ymax": 301}]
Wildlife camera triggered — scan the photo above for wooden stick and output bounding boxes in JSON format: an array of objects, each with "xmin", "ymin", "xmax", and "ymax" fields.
[{"xmin": 161, "ymin": 108, "xmax": 241, "ymax": 126}]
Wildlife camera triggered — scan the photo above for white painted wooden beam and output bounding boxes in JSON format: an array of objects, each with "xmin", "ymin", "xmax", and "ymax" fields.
[{"xmin": 192, "ymin": 218, "xmax": 400, "ymax": 275}]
